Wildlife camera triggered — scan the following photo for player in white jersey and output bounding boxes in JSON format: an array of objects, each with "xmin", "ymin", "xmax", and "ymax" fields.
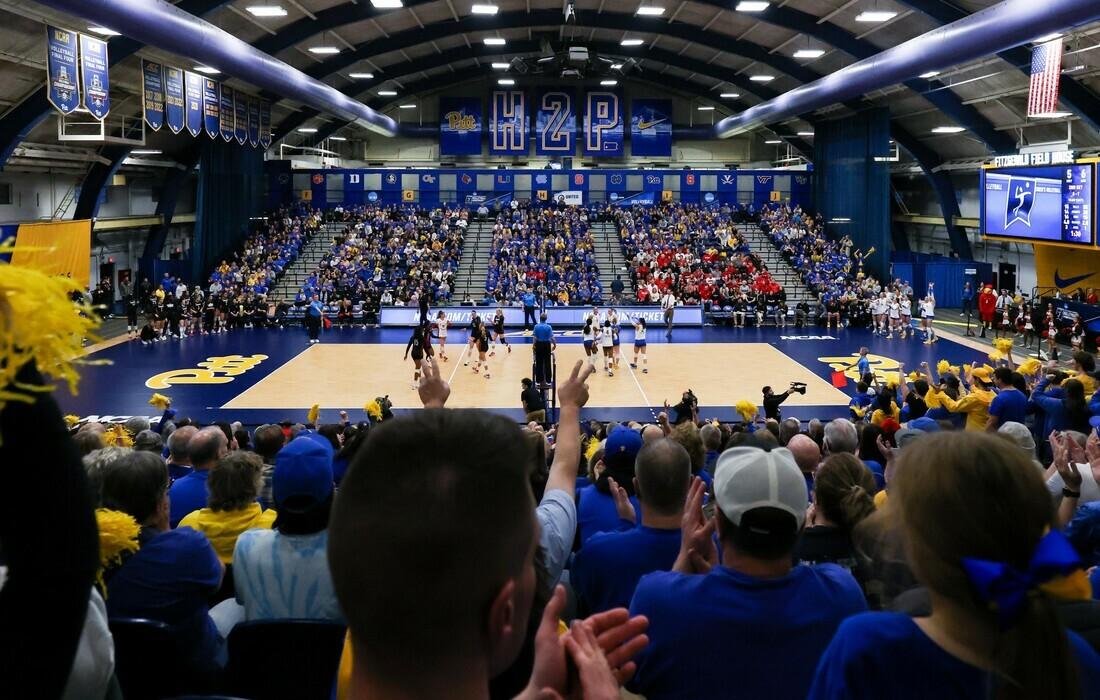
[
  {"xmin": 887, "ymin": 299, "xmax": 901, "ymax": 339},
  {"xmin": 899, "ymin": 297, "xmax": 912, "ymax": 339},
  {"xmin": 599, "ymin": 319, "xmax": 615, "ymax": 376},
  {"xmin": 434, "ymin": 311, "xmax": 449, "ymax": 361},
  {"xmin": 872, "ymin": 294, "xmax": 886, "ymax": 335},
  {"xmin": 920, "ymin": 291, "xmax": 937, "ymax": 344},
  {"xmin": 630, "ymin": 317, "xmax": 648, "ymax": 373},
  {"xmin": 582, "ymin": 319, "xmax": 597, "ymax": 369}
]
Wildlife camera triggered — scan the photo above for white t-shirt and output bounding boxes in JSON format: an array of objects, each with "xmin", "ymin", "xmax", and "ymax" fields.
[{"xmin": 661, "ymin": 294, "xmax": 676, "ymax": 311}]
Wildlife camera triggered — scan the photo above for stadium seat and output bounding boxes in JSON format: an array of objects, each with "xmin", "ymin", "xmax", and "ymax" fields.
[
  {"xmin": 109, "ymin": 617, "xmax": 215, "ymax": 700},
  {"xmin": 225, "ymin": 620, "xmax": 346, "ymax": 699}
]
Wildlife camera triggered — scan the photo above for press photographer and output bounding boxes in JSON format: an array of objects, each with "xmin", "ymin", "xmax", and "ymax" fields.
[{"xmin": 762, "ymin": 381, "xmax": 806, "ymax": 421}]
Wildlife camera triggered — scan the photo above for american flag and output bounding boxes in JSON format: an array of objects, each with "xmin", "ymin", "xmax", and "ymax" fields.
[{"xmin": 1028, "ymin": 38, "xmax": 1063, "ymax": 117}]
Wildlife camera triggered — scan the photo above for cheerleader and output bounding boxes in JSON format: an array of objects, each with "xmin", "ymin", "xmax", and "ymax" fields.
[
  {"xmin": 899, "ymin": 296, "xmax": 911, "ymax": 339},
  {"xmin": 582, "ymin": 319, "xmax": 596, "ymax": 369},
  {"xmin": 995, "ymin": 303, "xmax": 1012, "ymax": 340},
  {"xmin": 608, "ymin": 308, "xmax": 622, "ymax": 369},
  {"xmin": 599, "ymin": 319, "xmax": 615, "ymax": 377},
  {"xmin": 471, "ymin": 320, "xmax": 491, "ymax": 378},
  {"xmin": 404, "ymin": 324, "xmax": 430, "ymax": 389},
  {"xmin": 630, "ymin": 317, "xmax": 648, "ymax": 373},
  {"xmin": 1021, "ymin": 303, "xmax": 1035, "ymax": 349},
  {"xmin": 489, "ymin": 306, "xmax": 510, "ymax": 356},
  {"xmin": 1044, "ymin": 306, "xmax": 1058, "ymax": 361},
  {"xmin": 1071, "ymin": 319, "xmax": 1085, "ymax": 351},
  {"xmin": 434, "ymin": 310, "xmax": 449, "ymax": 361}
]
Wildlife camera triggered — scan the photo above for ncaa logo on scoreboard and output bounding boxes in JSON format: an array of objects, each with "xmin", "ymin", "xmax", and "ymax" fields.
[
  {"xmin": 646, "ymin": 174, "xmax": 661, "ymax": 185},
  {"xmin": 385, "ymin": 173, "xmax": 398, "ymax": 185}
]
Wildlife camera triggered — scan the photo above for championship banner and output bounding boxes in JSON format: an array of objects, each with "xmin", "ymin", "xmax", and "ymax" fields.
[
  {"xmin": 535, "ymin": 89, "xmax": 576, "ymax": 156},
  {"xmin": 439, "ymin": 97, "xmax": 482, "ymax": 155},
  {"xmin": 219, "ymin": 83, "xmax": 234, "ymax": 142},
  {"xmin": 248, "ymin": 97, "xmax": 260, "ymax": 147},
  {"xmin": 583, "ymin": 90, "xmax": 623, "ymax": 155},
  {"xmin": 78, "ymin": 34, "xmax": 110, "ymax": 120},
  {"xmin": 141, "ymin": 59, "xmax": 164, "ymax": 130},
  {"xmin": 183, "ymin": 70, "xmax": 203, "ymax": 137},
  {"xmin": 45, "ymin": 26, "xmax": 80, "ymax": 115},
  {"xmin": 202, "ymin": 77, "xmax": 220, "ymax": 139},
  {"xmin": 234, "ymin": 92, "xmax": 248, "ymax": 145},
  {"xmin": 259, "ymin": 100, "xmax": 271, "ymax": 149},
  {"xmin": 164, "ymin": 66, "xmax": 185, "ymax": 134},
  {"xmin": 630, "ymin": 98, "xmax": 672, "ymax": 157},
  {"xmin": 489, "ymin": 91, "xmax": 528, "ymax": 156}
]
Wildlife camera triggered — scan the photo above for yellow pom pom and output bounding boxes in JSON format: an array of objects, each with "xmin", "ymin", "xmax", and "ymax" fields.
[
  {"xmin": 994, "ymin": 338, "xmax": 1015, "ymax": 354},
  {"xmin": 364, "ymin": 400, "xmax": 383, "ymax": 422},
  {"xmin": 148, "ymin": 392, "xmax": 171, "ymax": 410},
  {"xmin": 95, "ymin": 508, "xmax": 141, "ymax": 595},
  {"xmin": 936, "ymin": 359, "xmax": 952, "ymax": 375},
  {"xmin": 1018, "ymin": 358, "xmax": 1042, "ymax": 376},
  {"xmin": 924, "ymin": 388, "xmax": 943, "ymax": 409},
  {"xmin": 734, "ymin": 399, "xmax": 758, "ymax": 423},
  {"xmin": 0, "ymin": 241, "xmax": 104, "ymax": 417},
  {"xmin": 584, "ymin": 437, "xmax": 602, "ymax": 463},
  {"xmin": 886, "ymin": 378, "xmax": 899, "ymax": 390},
  {"xmin": 64, "ymin": 414, "xmax": 81, "ymax": 428},
  {"xmin": 102, "ymin": 424, "xmax": 133, "ymax": 448},
  {"xmin": 907, "ymin": 371, "xmax": 921, "ymax": 382},
  {"xmin": 307, "ymin": 403, "xmax": 320, "ymax": 425},
  {"xmin": 852, "ymin": 406, "xmax": 866, "ymax": 418},
  {"xmin": 988, "ymin": 350, "xmax": 1004, "ymax": 362}
]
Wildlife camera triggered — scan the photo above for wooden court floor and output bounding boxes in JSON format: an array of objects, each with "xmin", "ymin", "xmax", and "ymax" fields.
[{"xmin": 222, "ymin": 340, "xmax": 850, "ymax": 413}]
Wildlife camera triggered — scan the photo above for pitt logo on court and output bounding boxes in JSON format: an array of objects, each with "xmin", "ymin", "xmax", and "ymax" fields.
[
  {"xmin": 445, "ymin": 111, "xmax": 477, "ymax": 131},
  {"xmin": 146, "ymin": 354, "xmax": 269, "ymax": 389}
]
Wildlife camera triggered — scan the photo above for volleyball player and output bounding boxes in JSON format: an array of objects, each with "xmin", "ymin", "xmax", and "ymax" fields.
[
  {"xmin": 899, "ymin": 294, "xmax": 912, "ymax": 339},
  {"xmin": 464, "ymin": 310, "xmax": 481, "ymax": 367},
  {"xmin": 489, "ymin": 305, "xmax": 510, "ymax": 356},
  {"xmin": 471, "ymin": 319, "xmax": 491, "ymax": 378},
  {"xmin": 599, "ymin": 319, "xmax": 615, "ymax": 377},
  {"xmin": 886, "ymin": 295, "xmax": 901, "ymax": 339},
  {"xmin": 434, "ymin": 310, "xmax": 449, "ymax": 361},
  {"xmin": 404, "ymin": 325, "xmax": 430, "ymax": 389},
  {"xmin": 582, "ymin": 318, "xmax": 596, "ymax": 369},
  {"xmin": 871, "ymin": 293, "xmax": 885, "ymax": 336},
  {"xmin": 630, "ymin": 317, "xmax": 648, "ymax": 373},
  {"xmin": 608, "ymin": 308, "xmax": 622, "ymax": 369},
  {"xmin": 920, "ymin": 291, "xmax": 937, "ymax": 344}
]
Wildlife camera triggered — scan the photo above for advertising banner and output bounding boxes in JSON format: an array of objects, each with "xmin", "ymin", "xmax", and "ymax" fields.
[
  {"xmin": 439, "ymin": 96, "xmax": 482, "ymax": 155},
  {"xmin": 630, "ymin": 99, "xmax": 672, "ymax": 157}
]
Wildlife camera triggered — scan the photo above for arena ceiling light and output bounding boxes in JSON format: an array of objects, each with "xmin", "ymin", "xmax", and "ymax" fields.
[
  {"xmin": 194, "ymin": 66, "xmax": 221, "ymax": 75},
  {"xmin": 491, "ymin": 62, "xmax": 510, "ymax": 69},
  {"xmin": 377, "ymin": 90, "xmax": 398, "ymax": 96},
  {"xmin": 931, "ymin": 126, "xmax": 965, "ymax": 134},
  {"xmin": 855, "ymin": 11, "xmax": 897, "ymax": 22},
  {"xmin": 610, "ymin": 63, "xmax": 624, "ymax": 70},
  {"xmin": 736, "ymin": 2, "xmax": 770, "ymax": 11},
  {"xmin": 697, "ymin": 105, "xmax": 715, "ymax": 111},
  {"xmin": 797, "ymin": 131, "xmax": 814, "ymax": 136},
  {"xmin": 919, "ymin": 71, "xmax": 940, "ymax": 78},
  {"xmin": 130, "ymin": 149, "xmax": 162, "ymax": 155},
  {"xmin": 370, "ymin": 0, "xmax": 404, "ymax": 7},
  {"xmin": 329, "ymin": 136, "xmax": 348, "ymax": 141},
  {"xmin": 793, "ymin": 49, "xmax": 825, "ymax": 59},
  {"xmin": 399, "ymin": 104, "xmax": 417, "ymax": 109},
  {"xmin": 749, "ymin": 75, "xmax": 775, "ymax": 82},
  {"xmin": 601, "ymin": 79, "xmax": 618, "ymax": 86},
  {"xmin": 87, "ymin": 26, "xmax": 121, "ymax": 36},
  {"xmin": 765, "ymin": 139, "xmax": 782, "ymax": 144},
  {"xmin": 498, "ymin": 78, "xmax": 516, "ymax": 85},
  {"xmin": 484, "ymin": 37, "xmax": 507, "ymax": 46},
  {"xmin": 1035, "ymin": 33, "xmax": 1063, "ymax": 43},
  {"xmin": 348, "ymin": 72, "xmax": 375, "ymax": 79},
  {"xmin": 636, "ymin": 6, "xmax": 666, "ymax": 16},
  {"xmin": 309, "ymin": 46, "xmax": 341, "ymax": 54},
  {"xmin": 245, "ymin": 5, "xmax": 287, "ymax": 17},
  {"xmin": 720, "ymin": 92, "xmax": 740, "ymax": 98},
  {"xmin": 471, "ymin": 4, "xmax": 499, "ymax": 14},
  {"xmin": 621, "ymin": 38, "xmax": 645, "ymax": 46},
  {"xmin": 298, "ymin": 127, "xmax": 318, "ymax": 133}
]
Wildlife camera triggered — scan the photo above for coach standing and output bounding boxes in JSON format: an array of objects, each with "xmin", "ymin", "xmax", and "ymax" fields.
[
  {"xmin": 521, "ymin": 288, "xmax": 538, "ymax": 333},
  {"xmin": 533, "ymin": 312, "xmax": 556, "ymax": 387},
  {"xmin": 661, "ymin": 290, "xmax": 677, "ymax": 338},
  {"xmin": 306, "ymin": 294, "xmax": 324, "ymax": 344}
]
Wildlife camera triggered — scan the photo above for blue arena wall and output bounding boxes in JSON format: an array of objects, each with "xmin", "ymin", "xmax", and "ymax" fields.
[{"xmin": 265, "ymin": 165, "xmax": 813, "ymax": 211}]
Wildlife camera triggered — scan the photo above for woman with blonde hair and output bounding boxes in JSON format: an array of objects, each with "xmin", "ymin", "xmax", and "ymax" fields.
[{"xmin": 809, "ymin": 432, "xmax": 1100, "ymax": 699}]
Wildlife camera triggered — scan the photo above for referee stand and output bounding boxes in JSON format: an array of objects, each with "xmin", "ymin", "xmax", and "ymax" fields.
[{"xmin": 531, "ymin": 351, "xmax": 557, "ymax": 423}]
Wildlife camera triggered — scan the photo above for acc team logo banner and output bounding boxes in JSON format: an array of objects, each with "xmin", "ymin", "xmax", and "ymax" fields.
[
  {"xmin": 219, "ymin": 84, "xmax": 234, "ymax": 141},
  {"xmin": 630, "ymin": 99, "xmax": 671, "ymax": 157},
  {"xmin": 439, "ymin": 97, "xmax": 482, "ymax": 155},
  {"xmin": 202, "ymin": 77, "xmax": 220, "ymax": 139},
  {"xmin": 183, "ymin": 71, "xmax": 203, "ymax": 137},
  {"xmin": 259, "ymin": 101, "xmax": 271, "ymax": 149},
  {"xmin": 164, "ymin": 66, "xmax": 185, "ymax": 134},
  {"xmin": 248, "ymin": 97, "xmax": 260, "ymax": 147},
  {"xmin": 234, "ymin": 92, "xmax": 248, "ymax": 145},
  {"xmin": 46, "ymin": 26, "xmax": 80, "ymax": 115},
  {"xmin": 141, "ymin": 60, "xmax": 164, "ymax": 131},
  {"xmin": 535, "ymin": 89, "xmax": 576, "ymax": 156},
  {"xmin": 490, "ymin": 91, "xmax": 528, "ymax": 156},
  {"xmin": 78, "ymin": 34, "xmax": 110, "ymax": 120},
  {"xmin": 584, "ymin": 90, "xmax": 623, "ymax": 155}
]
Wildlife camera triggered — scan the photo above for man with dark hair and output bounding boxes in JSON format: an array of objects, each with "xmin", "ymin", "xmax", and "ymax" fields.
[
  {"xmin": 762, "ymin": 384, "xmax": 795, "ymax": 421},
  {"xmin": 1073, "ymin": 350, "xmax": 1098, "ymax": 396},
  {"xmin": 532, "ymin": 312, "xmax": 555, "ymax": 386},
  {"xmin": 99, "ymin": 451, "xmax": 224, "ymax": 671},
  {"xmin": 252, "ymin": 424, "xmax": 287, "ymax": 509},
  {"xmin": 628, "ymin": 446, "xmax": 866, "ymax": 700},
  {"xmin": 572, "ymin": 439, "xmax": 692, "ymax": 614},
  {"xmin": 166, "ymin": 424, "xmax": 198, "ymax": 482},
  {"xmin": 986, "ymin": 366, "xmax": 1028, "ymax": 432},
  {"xmin": 520, "ymin": 378, "xmax": 546, "ymax": 423},
  {"xmin": 168, "ymin": 426, "xmax": 228, "ymax": 527}
]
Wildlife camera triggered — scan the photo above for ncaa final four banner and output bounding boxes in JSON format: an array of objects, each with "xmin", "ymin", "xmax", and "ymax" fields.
[
  {"xmin": 489, "ymin": 91, "xmax": 528, "ymax": 156},
  {"xmin": 46, "ymin": 26, "xmax": 81, "ymax": 115},
  {"xmin": 534, "ymin": 89, "xmax": 576, "ymax": 156},
  {"xmin": 78, "ymin": 33, "xmax": 110, "ymax": 121},
  {"xmin": 439, "ymin": 97, "xmax": 482, "ymax": 155},
  {"xmin": 259, "ymin": 101, "xmax": 272, "ymax": 149},
  {"xmin": 583, "ymin": 90, "xmax": 623, "ymax": 156},
  {"xmin": 631, "ymin": 99, "xmax": 672, "ymax": 157},
  {"xmin": 234, "ymin": 91, "xmax": 248, "ymax": 145}
]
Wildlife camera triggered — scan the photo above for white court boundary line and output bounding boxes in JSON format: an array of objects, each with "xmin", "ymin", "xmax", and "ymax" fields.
[
  {"xmin": 620, "ymin": 348, "xmax": 659, "ymax": 421},
  {"xmin": 446, "ymin": 338, "xmax": 471, "ymax": 386}
]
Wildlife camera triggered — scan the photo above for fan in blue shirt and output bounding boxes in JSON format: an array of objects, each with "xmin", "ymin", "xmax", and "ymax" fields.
[
  {"xmin": 167, "ymin": 427, "xmax": 229, "ymax": 527},
  {"xmin": 987, "ymin": 367, "xmax": 1028, "ymax": 430},
  {"xmin": 572, "ymin": 439, "xmax": 691, "ymax": 614},
  {"xmin": 811, "ymin": 431, "xmax": 1100, "ymax": 700},
  {"xmin": 628, "ymin": 446, "xmax": 867, "ymax": 700},
  {"xmin": 577, "ymin": 426, "xmax": 644, "ymax": 543}
]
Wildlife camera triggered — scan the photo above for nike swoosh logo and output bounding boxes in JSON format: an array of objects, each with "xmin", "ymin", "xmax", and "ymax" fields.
[
  {"xmin": 637, "ymin": 118, "xmax": 667, "ymax": 130},
  {"xmin": 1054, "ymin": 270, "xmax": 1096, "ymax": 289}
]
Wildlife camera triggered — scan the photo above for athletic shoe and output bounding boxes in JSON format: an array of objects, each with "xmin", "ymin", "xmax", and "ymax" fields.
[
  {"xmin": 489, "ymin": 351, "xmax": 496, "ymax": 357},
  {"xmin": 642, "ymin": 368, "xmax": 648, "ymax": 374},
  {"xmin": 507, "ymin": 346, "xmax": 511, "ymax": 353},
  {"xmin": 411, "ymin": 382, "xmax": 419, "ymax": 390},
  {"xmin": 484, "ymin": 374, "xmax": 491, "ymax": 379},
  {"xmin": 630, "ymin": 363, "xmax": 638, "ymax": 369},
  {"xmin": 607, "ymin": 371, "xmax": 614, "ymax": 377}
]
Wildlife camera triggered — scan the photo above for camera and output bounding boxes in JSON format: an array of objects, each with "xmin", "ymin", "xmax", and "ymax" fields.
[{"xmin": 790, "ymin": 381, "xmax": 807, "ymax": 395}]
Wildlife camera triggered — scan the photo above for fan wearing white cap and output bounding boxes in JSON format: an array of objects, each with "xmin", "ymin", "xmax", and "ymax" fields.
[{"xmin": 627, "ymin": 446, "xmax": 868, "ymax": 700}]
